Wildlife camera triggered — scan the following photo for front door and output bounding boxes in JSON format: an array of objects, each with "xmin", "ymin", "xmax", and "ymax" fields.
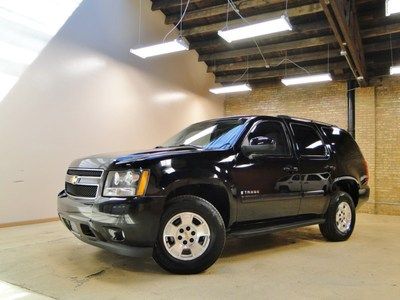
[
  {"xmin": 289, "ymin": 122, "xmax": 333, "ymax": 215},
  {"xmin": 232, "ymin": 120, "xmax": 301, "ymax": 222}
]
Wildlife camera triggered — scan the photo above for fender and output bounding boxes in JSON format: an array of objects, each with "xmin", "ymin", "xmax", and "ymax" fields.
[{"xmin": 161, "ymin": 173, "xmax": 237, "ymax": 226}]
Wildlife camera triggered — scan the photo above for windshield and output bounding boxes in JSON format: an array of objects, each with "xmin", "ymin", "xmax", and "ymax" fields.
[{"xmin": 162, "ymin": 118, "xmax": 248, "ymax": 150}]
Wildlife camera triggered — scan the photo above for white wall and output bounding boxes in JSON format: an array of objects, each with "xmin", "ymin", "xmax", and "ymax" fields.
[{"xmin": 0, "ymin": 0, "xmax": 223, "ymax": 224}]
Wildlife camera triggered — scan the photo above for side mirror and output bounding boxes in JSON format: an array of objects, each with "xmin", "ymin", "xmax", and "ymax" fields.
[{"xmin": 242, "ymin": 136, "xmax": 277, "ymax": 157}]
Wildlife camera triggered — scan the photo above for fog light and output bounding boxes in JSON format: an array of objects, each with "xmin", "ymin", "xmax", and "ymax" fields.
[{"xmin": 107, "ymin": 228, "xmax": 125, "ymax": 241}]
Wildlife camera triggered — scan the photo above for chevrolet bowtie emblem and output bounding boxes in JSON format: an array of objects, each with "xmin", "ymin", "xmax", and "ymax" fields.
[{"xmin": 71, "ymin": 176, "xmax": 81, "ymax": 185}]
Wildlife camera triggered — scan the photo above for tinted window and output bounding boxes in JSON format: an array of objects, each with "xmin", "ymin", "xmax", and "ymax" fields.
[
  {"xmin": 291, "ymin": 124, "xmax": 326, "ymax": 156},
  {"xmin": 245, "ymin": 121, "xmax": 290, "ymax": 156},
  {"xmin": 163, "ymin": 119, "xmax": 247, "ymax": 150},
  {"xmin": 292, "ymin": 174, "xmax": 300, "ymax": 181},
  {"xmin": 308, "ymin": 174, "xmax": 321, "ymax": 181},
  {"xmin": 322, "ymin": 126, "xmax": 360, "ymax": 158}
]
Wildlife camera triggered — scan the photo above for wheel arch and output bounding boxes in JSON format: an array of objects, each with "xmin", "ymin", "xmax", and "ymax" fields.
[
  {"xmin": 331, "ymin": 176, "xmax": 360, "ymax": 207},
  {"xmin": 165, "ymin": 181, "xmax": 234, "ymax": 227}
]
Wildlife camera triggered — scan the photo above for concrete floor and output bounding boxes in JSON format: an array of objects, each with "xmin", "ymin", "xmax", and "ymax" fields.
[{"xmin": 0, "ymin": 213, "xmax": 399, "ymax": 300}]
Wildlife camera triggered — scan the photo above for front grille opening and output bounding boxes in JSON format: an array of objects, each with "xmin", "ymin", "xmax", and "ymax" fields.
[
  {"xmin": 65, "ymin": 183, "xmax": 97, "ymax": 198},
  {"xmin": 67, "ymin": 169, "xmax": 103, "ymax": 177},
  {"xmin": 80, "ymin": 224, "xmax": 95, "ymax": 237}
]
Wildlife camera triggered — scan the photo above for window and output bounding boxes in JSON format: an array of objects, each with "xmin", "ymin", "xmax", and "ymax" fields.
[
  {"xmin": 291, "ymin": 124, "xmax": 326, "ymax": 156},
  {"xmin": 244, "ymin": 121, "xmax": 290, "ymax": 156},
  {"xmin": 162, "ymin": 118, "xmax": 247, "ymax": 150},
  {"xmin": 307, "ymin": 174, "xmax": 321, "ymax": 181},
  {"xmin": 322, "ymin": 126, "xmax": 360, "ymax": 158},
  {"xmin": 292, "ymin": 174, "xmax": 300, "ymax": 181}
]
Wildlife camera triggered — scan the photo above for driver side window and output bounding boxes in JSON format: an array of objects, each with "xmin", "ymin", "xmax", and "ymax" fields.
[{"xmin": 243, "ymin": 121, "xmax": 290, "ymax": 156}]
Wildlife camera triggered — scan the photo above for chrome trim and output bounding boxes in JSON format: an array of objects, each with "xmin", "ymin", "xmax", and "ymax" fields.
[
  {"xmin": 332, "ymin": 176, "xmax": 360, "ymax": 187},
  {"xmin": 65, "ymin": 168, "xmax": 104, "ymax": 199},
  {"xmin": 66, "ymin": 168, "xmax": 104, "ymax": 178}
]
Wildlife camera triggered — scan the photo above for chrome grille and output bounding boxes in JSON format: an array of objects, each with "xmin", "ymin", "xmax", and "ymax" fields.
[{"xmin": 65, "ymin": 168, "xmax": 103, "ymax": 199}]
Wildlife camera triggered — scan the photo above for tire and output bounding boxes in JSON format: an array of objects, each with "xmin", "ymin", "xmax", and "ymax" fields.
[
  {"xmin": 319, "ymin": 191, "xmax": 356, "ymax": 242},
  {"xmin": 279, "ymin": 186, "xmax": 290, "ymax": 193},
  {"xmin": 153, "ymin": 195, "xmax": 226, "ymax": 274}
]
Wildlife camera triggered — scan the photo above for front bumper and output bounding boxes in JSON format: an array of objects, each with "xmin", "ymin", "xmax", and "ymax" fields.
[{"xmin": 57, "ymin": 191, "xmax": 165, "ymax": 257}]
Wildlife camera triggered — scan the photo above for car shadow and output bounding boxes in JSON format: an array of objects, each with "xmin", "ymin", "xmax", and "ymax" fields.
[
  {"xmin": 92, "ymin": 226, "xmax": 325, "ymax": 275},
  {"xmin": 221, "ymin": 226, "xmax": 325, "ymax": 258}
]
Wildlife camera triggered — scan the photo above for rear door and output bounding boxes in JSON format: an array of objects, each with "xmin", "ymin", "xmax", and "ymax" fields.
[{"xmin": 288, "ymin": 122, "xmax": 333, "ymax": 215}]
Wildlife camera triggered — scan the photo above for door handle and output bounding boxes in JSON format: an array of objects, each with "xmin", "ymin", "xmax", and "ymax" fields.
[
  {"xmin": 283, "ymin": 166, "xmax": 299, "ymax": 173},
  {"xmin": 324, "ymin": 165, "xmax": 336, "ymax": 171}
]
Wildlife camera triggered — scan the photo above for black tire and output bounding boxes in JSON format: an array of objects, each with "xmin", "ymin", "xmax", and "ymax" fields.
[
  {"xmin": 319, "ymin": 191, "xmax": 356, "ymax": 242},
  {"xmin": 279, "ymin": 186, "xmax": 290, "ymax": 193},
  {"xmin": 153, "ymin": 195, "xmax": 226, "ymax": 274}
]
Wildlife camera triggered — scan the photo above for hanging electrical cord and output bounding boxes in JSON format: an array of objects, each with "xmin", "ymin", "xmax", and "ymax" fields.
[
  {"xmin": 163, "ymin": 0, "xmax": 191, "ymax": 42},
  {"xmin": 138, "ymin": 0, "xmax": 142, "ymax": 44},
  {"xmin": 224, "ymin": 0, "xmax": 323, "ymax": 76}
]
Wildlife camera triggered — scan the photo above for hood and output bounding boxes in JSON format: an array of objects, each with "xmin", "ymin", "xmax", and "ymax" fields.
[{"xmin": 68, "ymin": 146, "xmax": 208, "ymax": 169}]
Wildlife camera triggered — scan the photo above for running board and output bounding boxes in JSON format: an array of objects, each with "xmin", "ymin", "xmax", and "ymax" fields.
[{"xmin": 228, "ymin": 218, "xmax": 325, "ymax": 238}]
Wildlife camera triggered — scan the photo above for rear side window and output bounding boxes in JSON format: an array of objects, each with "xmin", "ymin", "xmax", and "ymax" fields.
[
  {"xmin": 291, "ymin": 123, "xmax": 326, "ymax": 157},
  {"xmin": 322, "ymin": 127, "xmax": 360, "ymax": 157},
  {"xmin": 308, "ymin": 174, "xmax": 321, "ymax": 181}
]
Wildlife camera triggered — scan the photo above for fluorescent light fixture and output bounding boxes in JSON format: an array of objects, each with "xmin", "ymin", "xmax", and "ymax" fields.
[
  {"xmin": 386, "ymin": 0, "xmax": 400, "ymax": 16},
  {"xmin": 281, "ymin": 73, "xmax": 332, "ymax": 86},
  {"xmin": 390, "ymin": 65, "xmax": 400, "ymax": 75},
  {"xmin": 209, "ymin": 84, "xmax": 252, "ymax": 94},
  {"xmin": 130, "ymin": 38, "xmax": 189, "ymax": 59},
  {"xmin": 218, "ymin": 15, "xmax": 292, "ymax": 43}
]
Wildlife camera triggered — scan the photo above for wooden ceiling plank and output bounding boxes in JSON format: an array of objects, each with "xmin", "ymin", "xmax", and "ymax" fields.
[
  {"xmin": 165, "ymin": 0, "xmax": 285, "ymax": 25},
  {"xmin": 208, "ymin": 49, "xmax": 340, "ymax": 72},
  {"xmin": 215, "ymin": 61, "xmax": 348, "ymax": 83},
  {"xmin": 151, "ymin": 0, "xmax": 203, "ymax": 11},
  {"xmin": 191, "ymin": 20, "xmax": 330, "ymax": 51},
  {"xmin": 181, "ymin": 3, "xmax": 323, "ymax": 36},
  {"xmin": 199, "ymin": 35, "xmax": 336, "ymax": 61}
]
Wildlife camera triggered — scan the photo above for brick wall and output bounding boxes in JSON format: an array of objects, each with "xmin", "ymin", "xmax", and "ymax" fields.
[
  {"xmin": 225, "ymin": 81, "xmax": 348, "ymax": 129},
  {"xmin": 375, "ymin": 77, "xmax": 400, "ymax": 215},
  {"xmin": 224, "ymin": 79, "xmax": 400, "ymax": 215},
  {"xmin": 355, "ymin": 87, "xmax": 376, "ymax": 214}
]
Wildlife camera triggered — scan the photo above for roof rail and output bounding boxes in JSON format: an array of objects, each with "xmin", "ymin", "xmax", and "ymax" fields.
[{"xmin": 277, "ymin": 115, "xmax": 334, "ymax": 126}]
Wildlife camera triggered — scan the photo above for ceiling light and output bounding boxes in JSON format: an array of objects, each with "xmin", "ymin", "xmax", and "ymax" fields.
[
  {"xmin": 209, "ymin": 84, "xmax": 252, "ymax": 94},
  {"xmin": 386, "ymin": 0, "xmax": 400, "ymax": 16},
  {"xmin": 130, "ymin": 38, "xmax": 189, "ymax": 59},
  {"xmin": 390, "ymin": 65, "xmax": 400, "ymax": 75},
  {"xmin": 281, "ymin": 73, "xmax": 332, "ymax": 86},
  {"xmin": 218, "ymin": 15, "xmax": 292, "ymax": 43}
]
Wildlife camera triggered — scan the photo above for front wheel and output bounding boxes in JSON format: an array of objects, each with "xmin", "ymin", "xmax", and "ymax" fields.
[
  {"xmin": 153, "ymin": 195, "xmax": 226, "ymax": 274},
  {"xmin": 319, "ymin": 191, "xmax": 356, "ymax": 241}
]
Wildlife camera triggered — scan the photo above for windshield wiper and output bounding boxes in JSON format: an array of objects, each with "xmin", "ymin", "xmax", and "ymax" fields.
[{"xmin": 176, "ymin": 144, "xmax": 203, "ymax": 149}]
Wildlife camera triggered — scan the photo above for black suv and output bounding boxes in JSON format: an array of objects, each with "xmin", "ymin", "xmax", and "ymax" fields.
[{"xmin": 58, "ymin": 115, "xmax": 369, "ymax": 274}]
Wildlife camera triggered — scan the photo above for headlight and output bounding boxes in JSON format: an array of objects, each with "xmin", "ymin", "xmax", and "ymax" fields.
[{"xmin": 103, "ymin": 170, "xmax": 150, "ymax": 197}]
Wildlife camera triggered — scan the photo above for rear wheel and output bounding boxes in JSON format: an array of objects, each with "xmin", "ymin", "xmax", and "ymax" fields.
[
  {"xmin": 153, "ymin": 195, "xmax": 226, "ymax": 274},
  {"xmin": 319, "ymin": 191, "xmax": 356, "ymax": 241}
]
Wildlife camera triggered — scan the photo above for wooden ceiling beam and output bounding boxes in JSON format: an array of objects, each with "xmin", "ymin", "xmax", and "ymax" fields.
[
  {"xmin": 151, "ymin": 0, "xmax": 203, "ymax": 11},
  {"xmin": 199, "ymin": 35, "xmax": 336, "ymax": 61},
  {"xmin": 319, "ymin": 0, "xmax": 367, "ymax": 85},
  {"xmin": 362, "ymin": 22, "xmax": 400, "ymax": 39},
  {"xmin": 208, "ymin": 49, "xmax": 340, "ymax": 72},
  {"xmin": 165, "ymin": 0, "xmax": 286, "ymax": 25},
  {"xmin": 215, "ymin": 61, "xmax": 348, "ymax": 83},
  {"xmin": 209, "ymin": 36, "xmax": 400, "ymax": 73},
  {"xmin": 190, "ymin": 20, "xmax": 330, "ymax": 51},
  {"xmin": 181, "ymin": 3, "xmax": 323, "ymax": 36}
]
